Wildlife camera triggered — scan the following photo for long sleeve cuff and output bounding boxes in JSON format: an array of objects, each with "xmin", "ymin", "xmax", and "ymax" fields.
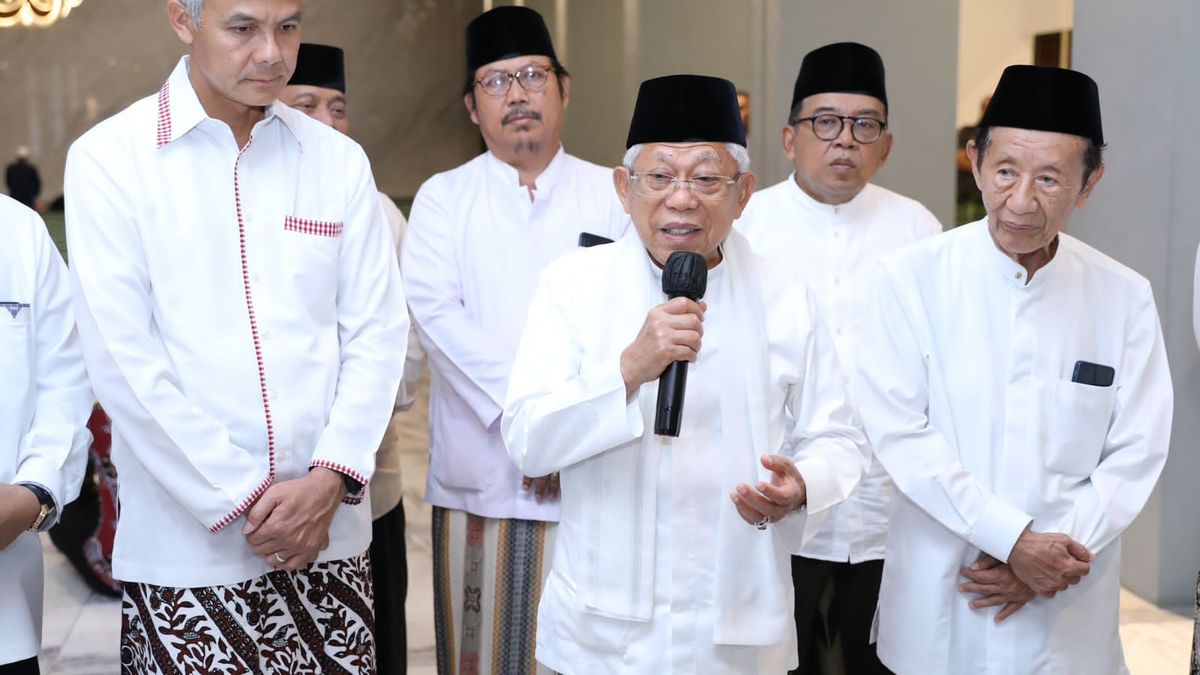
[
  {"xmin": 966, "ymin": 496, "xmax": 1032, "ymax": 563},
  {"xmin": 310, "ymin": 460, "xmax": 369, "ymax": 505},
  {"xmin": 13, "ymin": 455, "xmax": 66, "ymax": 517}
]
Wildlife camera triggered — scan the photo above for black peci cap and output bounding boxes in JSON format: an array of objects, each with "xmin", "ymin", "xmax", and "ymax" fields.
[
  {"xmin": 979, "ymin": 65, "xmax": 1103, "ymax": 145},
  {"xmin": 791, "ymin": 41, "xmax": 887, "ymax": 112},
  {"xmin": 465, "ymin": 6, "xmax": 558, "ymax": 79},
  {"xmin": 626, "ymin": 75, "xmax": 746, "ymax": 149},
  {"xmin": 288, "ymin": 43, "xmax": 346, "ymax": 93}
]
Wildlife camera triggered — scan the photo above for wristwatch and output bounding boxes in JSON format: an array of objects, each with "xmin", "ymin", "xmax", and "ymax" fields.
[{"xmin": 19, "ymin": 483, "xmax": 56, "ymax": 532}]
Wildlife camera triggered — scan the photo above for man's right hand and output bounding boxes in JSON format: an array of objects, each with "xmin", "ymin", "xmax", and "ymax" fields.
[
  {"xmin": 619, "ymin": 297, "xmax": 706, "ymax": 399},
  {"xmin": 1007, "ymin": 528, "xmax": 1094, "ymax": 596}
]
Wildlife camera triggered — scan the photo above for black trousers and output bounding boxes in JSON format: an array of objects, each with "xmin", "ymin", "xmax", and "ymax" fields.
[
  {"xmin": 790, "ymin": 556, "xmax": 891, "ymax": 675},
  {"xmin": 371, "ymin": 500, "xmax": 408, "ymax": 675},
  {"xmin": 0, "ymin": 657, "xmax": 39, "ymax": 675}
]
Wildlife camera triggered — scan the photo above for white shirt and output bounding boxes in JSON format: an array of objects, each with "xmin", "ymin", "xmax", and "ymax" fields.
[
  {"xmin": 503, "ymin": 233, "xmax": 867, "ymax": 673},
  {"xmin": 736, "ymin": 177, "xmax": 941, "ymax": 562},
  {"xmin": 65, "ymin": 57, "xmax": 408, "ymax": 588},
  {"xmin": 402, "ymin": 148, "xmax": 629, "ymax": 521},
  {"xmin": 0, "ymin": 195, "xmax": 92, "ymax": 664},
  {"xmin": 856, "ymin": 220, "xmax": 1172, "ymax": 675}
]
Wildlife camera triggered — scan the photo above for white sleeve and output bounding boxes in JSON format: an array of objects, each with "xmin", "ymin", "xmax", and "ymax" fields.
[
  {"xmin": 1049, "ymin": 281, "xmax": 1171, "ymax": 553},
  {"xmin": 502, "ymin": 271, "xmax": 644, "ymax": 478},
  {"xmin": 307, "ymin": 150, "xmax": 409, "ymax": 497},
  {"xmin": 379, "ymin": 194, "xmax": 424, "ymax": 412},
  {"xmin": 66, "ymin": 141, "xmax": 269, "ymax": 531},
  {"xmin": 402, "ymin": 181, "xmax": 516, "ymax": 429},
  {"xmin": 1194, "ymin": 243, "xmax": 1200, "ymax": 351},
  {"xmin": 13, "ymin": 207, "xmax": 94, "ymax": 521},
  {"xmin": 854, "ymin": 265, "xmax": 1032, "ymax": 562}
]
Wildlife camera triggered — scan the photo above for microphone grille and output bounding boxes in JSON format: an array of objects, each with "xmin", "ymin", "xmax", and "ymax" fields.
[{"xmin": 662, "ymin": 251, "xmax": 707, "ymax": 299}]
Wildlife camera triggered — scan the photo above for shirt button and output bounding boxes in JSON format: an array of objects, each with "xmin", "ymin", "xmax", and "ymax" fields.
[
  {"xmin": 269, "ymin": 389, "xmax": 278, "ymax": 401},
  {"xmin": 833, "ymin": 277, "xmax": 841, "ymax": 286},
  {"xmin": 251, "ymin": 273, "xmax": 262, "ymax": 283},
  {"xmin": 262, "ymin": 330, "xmax": 271, "ymax": 340},
  {"xmin": 833, "ymin": 231, "xmax": 842, "ymax": 239},
  {"xmin": 1015, "ymin": 271, "xmax": 1024, "ymax": 280},
  {"xmin": 835, "ymin": 326, "xmax": 844, "ymax": 336}
]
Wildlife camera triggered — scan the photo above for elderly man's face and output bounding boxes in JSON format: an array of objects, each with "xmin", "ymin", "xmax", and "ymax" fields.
[
  {"xmin": 280, "ymin": 84, "xmax": 348, "ymax": 134},
  {"xmin": 465, "ymin": 54, "xmax": 568, "ymax": 163},
  {"xmin": 168, "ymin": 0, "xmax": 302, "ymax": 112},
  {"xmin": 784, "ymin": 92, "xmax": 891, "ymax": 205},
  {"xmin": 614, "ymin": 142, "xmax": 756, "ymax": 268},
  {"xmin": 968, "ymin": 126, "xmax": 1104, "ymax": 258}
]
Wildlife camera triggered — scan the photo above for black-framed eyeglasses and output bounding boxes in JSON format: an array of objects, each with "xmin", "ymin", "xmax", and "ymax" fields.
[
  {"xmin": 627, "ymin": 172, "xmax": 742, "ymax": 201},
  {"xmin": 790, "ymin": 114, "xmax": 887, "ymax": 144},
  {"xmin": 475, "ymin": 65, "xmax": 555, "ymax": 97}
]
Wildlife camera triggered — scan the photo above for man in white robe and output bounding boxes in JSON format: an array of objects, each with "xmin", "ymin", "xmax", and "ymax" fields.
[
  {"xmin": 402, "ymin": 7, "xmax": 628, "ymax": 672},
  {"xmin": 503, "ymin": 74, "xmax": 867, "ymax": 674},
  {"xmin": 0, "ymin": 195, "xmax": 93, "ymax": 675},
  {"xmin": 857, "ymin": 65, "xmax": 1172, "ymax": 675},
  {"xmin": 736, "ymin": 41, "xmax": 941, "ymax": 675}
]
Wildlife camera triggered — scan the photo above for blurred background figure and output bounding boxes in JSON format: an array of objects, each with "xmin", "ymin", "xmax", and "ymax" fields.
[{"xmin": 5, "ymin": 146, "xmax": 41, "ymax": 210}]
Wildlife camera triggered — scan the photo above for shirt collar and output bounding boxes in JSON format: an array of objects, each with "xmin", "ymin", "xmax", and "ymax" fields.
[
  {"xmin": 784, "ymin": 172, "xmax": 870, "ymax": 220},
  {"xmin": 483, "ymin": 145, "xmax": 566, "ymax": 199},
  {"xmin": 155, "ymin": 56, "xmax": 300, "ymax": 150},
  {"xmin": 972, "ymin": 217, "xmax": 1063, "ymax": 289}
]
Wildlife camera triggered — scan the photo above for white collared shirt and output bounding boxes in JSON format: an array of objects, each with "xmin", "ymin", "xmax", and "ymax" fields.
[
  {"xmin": 65, "ymin": 57, "xmax": 408, "ymax": 588},
  {"xmin": 0, "ymin": 195, "xmax": 93, "ymax": 664},
  {"xmin": 857, "ymin": 220, "xmax": 1171, "ymax": 674},
  {"xmin": 736, "ymin": 176, "xmax": 942, "ymax": 562},
  {"xmin": 402, "ymin": 148, "xmax": 629, "ymax": 521}
]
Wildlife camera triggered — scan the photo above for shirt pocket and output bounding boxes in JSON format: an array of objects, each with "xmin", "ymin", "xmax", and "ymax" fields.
[
  {"xmin": 1039, "ymin": 377, "xmax": 1116, "ymax": 476},
  {"xmin": 283, "ymin": 216, "xmax": 343, "ymax": 238}
]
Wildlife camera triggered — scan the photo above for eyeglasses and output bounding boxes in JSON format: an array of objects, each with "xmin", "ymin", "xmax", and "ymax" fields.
[
  {"xmin": 628, "ymin": 172, "xmax": 741, "ymax": 201},
  {"xmin": 790, "ymin": 114, "xmax": 887, "ymax": 144},
  {"xmin": 475, "ymin": 65, "xmax": 555, "ymax": 97}
]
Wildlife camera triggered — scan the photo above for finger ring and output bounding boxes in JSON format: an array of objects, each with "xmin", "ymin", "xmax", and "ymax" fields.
[
  {"xmin": 273, "ymin": 552, "xmax": 286, "ymax": 564},
  {"xmin": 755, "ymin": 515, "xmax": 770, "ymax": 530}
]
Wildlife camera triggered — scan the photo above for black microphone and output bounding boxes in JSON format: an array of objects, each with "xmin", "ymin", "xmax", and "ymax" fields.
[{"xmin": 654, "ymin": 251, "xmax": 707, "ymax": 437}]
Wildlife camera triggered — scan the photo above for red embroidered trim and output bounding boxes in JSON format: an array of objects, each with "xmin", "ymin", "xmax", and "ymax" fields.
[
  {"xmin": 210, "ymin": 137, "xmax": 279, "ymax": 532},
  {"xmin": 284, "ymin": 216, "xmax": 343, "ymax": 238},
  {"xmin": 155, "ymin": 81, "xmax": 172, "ymax": 149},
  {"xmin": 310, "ymin": 459, "xmax": 368, "ymax": 505},
  {"xmin": 208, "ymin": 476, "xmax": 272, "ymax": 533}
]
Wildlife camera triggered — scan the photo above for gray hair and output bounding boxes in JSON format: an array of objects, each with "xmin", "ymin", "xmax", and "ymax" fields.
[
  {"xmin": 623, "ymin": 142, "xmax": 751, "ymax": 173},
  {"xmin": 177, "ymin": 0, "xmax": 205, "ymax": 29}
]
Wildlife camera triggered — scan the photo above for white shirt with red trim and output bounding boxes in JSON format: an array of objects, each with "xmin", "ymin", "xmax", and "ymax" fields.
[
  {"xmin": 403, "ymin": 148, "xmax": 630, "ymax": 522},
  {"xmin": 65, "ymin": 57, "xmax": 408, "ymax": 588}
]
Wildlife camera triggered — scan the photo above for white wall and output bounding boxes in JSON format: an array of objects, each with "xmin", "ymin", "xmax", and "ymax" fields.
[{"xmin": 957, "ymin": 0, "xmax": 1073, "ymax": 127}]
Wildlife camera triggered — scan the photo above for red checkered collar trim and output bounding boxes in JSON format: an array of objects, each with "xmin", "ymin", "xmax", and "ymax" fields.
[{"xmin": 155, "ymin": 56, "xmax": 301, "ymax": 150}]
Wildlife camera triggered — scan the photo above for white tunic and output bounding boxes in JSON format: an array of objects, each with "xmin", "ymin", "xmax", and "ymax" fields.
[
  {"xmin": 402, "ymin": 148, "xmax": 629, "ymax": 521},
  {"xmin": 856, "ymin": 219, "xmax": 1172, "ymax": 675},
  {"xmin": 503, "ymin": 232, "xmax": 867, "ymax": 673},
  {"xmin": 0, "ymin": 195, "xmax": 92, "ymax": 664},
  {"xmin": 736, "ymin": 177, "xmax": 941, "ymax": 561},
  {"xmin": 65, "ymin": 57, "xmax": 408, "ymax": 588}
]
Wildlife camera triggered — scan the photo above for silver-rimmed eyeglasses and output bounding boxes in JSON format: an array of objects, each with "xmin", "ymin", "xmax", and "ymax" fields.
[{"xmin": 628, "ymin": 172, "xmax": 742, "ymax": 201}]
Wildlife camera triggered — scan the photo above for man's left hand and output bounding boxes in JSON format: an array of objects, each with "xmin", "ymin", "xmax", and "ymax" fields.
[
  {"xmin": 243, "ymin": 468, "xmax": 347, "ymax": 571},
  {"xmin": 729, "ymin": 455, "xmax": 807, "ymax": 527},
  {"xmin": 959, "ymin": 553, "xmax": 1036, "ymax": 622},
  {"xmin": 0, "ymin": 484, "xmax": 41, "ymax": 550}
]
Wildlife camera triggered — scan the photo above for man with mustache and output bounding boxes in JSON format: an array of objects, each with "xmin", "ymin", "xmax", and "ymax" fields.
[
  {"xmin": 856, "ymin": 65, "xmax": 1172, "ymax": 674},
  {"xmin": 401, "ymin": 6, "xmax": 629, "ymax": 673},
  {"xmin": 502, "ymin": 74, "xmax": 867, "ymax": 673},
  {"xmin": 64, "ymin": 1, "xmax": 407, "ymax": 672},
  {"xmin": 735, "ymin": 41, "xmax": 941, "ymax": 675}
]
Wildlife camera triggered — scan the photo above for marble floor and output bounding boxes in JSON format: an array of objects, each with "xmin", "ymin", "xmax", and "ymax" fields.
[{"xmin": 34, "ymin": 379, "xmax": 1195, "ymax": 673}]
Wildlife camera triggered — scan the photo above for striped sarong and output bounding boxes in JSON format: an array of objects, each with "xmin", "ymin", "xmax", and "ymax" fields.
[
  {"xmin": 120, "ymin": 554, "xmax": 374, "ymax": 674},
  {"xmin": 432, "ymin": 506, "xmax": 556, "ymax": 675}
]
